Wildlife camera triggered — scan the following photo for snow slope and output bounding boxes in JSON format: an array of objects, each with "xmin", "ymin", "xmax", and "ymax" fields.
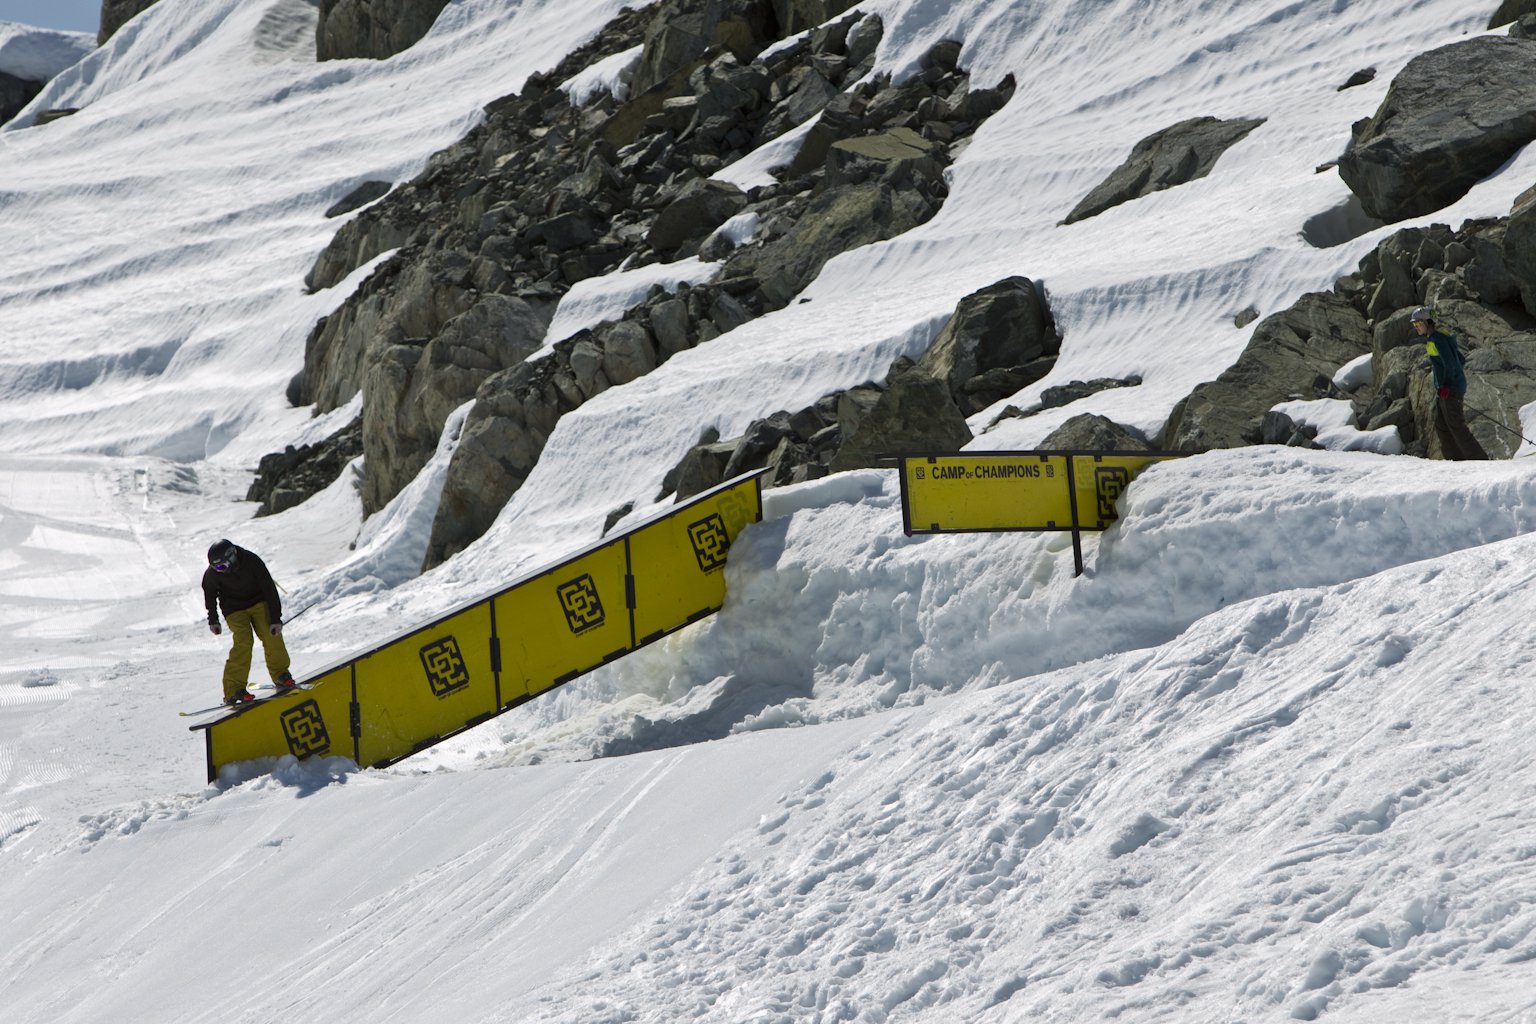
[{"xmin": 3, "ymin": 1, "xmax": 1536, "ymax": 1021}]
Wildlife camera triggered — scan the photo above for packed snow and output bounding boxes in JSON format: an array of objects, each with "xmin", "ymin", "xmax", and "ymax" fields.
[
  {"xmin": 0, "ymin": 20, "xmax": 94, "ymax": 82},
  {"xmin": 3, "ymin": 0, "xmax": 1536, "ymax": 1021}
]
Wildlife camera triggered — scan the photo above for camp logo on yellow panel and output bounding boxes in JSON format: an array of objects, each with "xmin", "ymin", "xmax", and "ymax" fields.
[
  {"xmin": 557, "ymin": 573, "xmax": 606, "ymax": 634},
  {"xmin": 687, "ymin": 513, "xmax": 731, "ymax": 572},
  {"xmin": 280, "ymin": 700, "xmax": 331, "ymax": 759},
  {"xmin": 419, "ymin": 636, "xmax": 471, "ymax": 696},
  {"xmin": 1095, "ymin": 466, "xmax": 1133, "ymax": 520}
]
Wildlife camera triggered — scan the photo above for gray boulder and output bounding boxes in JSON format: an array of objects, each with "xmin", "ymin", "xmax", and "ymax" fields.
[
  {"xmin": 245, "ymin": 418, "xmax": 363, "ymax": 516},
  {"xmin": 1337, "ymin": 36, "xmax": 1536, "ymax": 222},
  {"xmin": 628, "ymin": 0, "xmax": 777, "ymax": 98},
  {"xmin": 1039, "ymin": 414, "xmax": 1153, "ymax": 452},
  {"xmin": 317, "ymin": 0, "xmax": 451, "ymax": 61},
  {"xmin": 918, "ymin": 276, "xmax": 1059, "ymax": 413},
  {"xmin": 100, "ymin": 0, "xmax": 159, "ymax": 44},
  {"xmin": 360, "ymin": 294, "xmax": 550, "ymax": 514},
  {"xmin": 1162, "ymin": 291, "xmax": 1371, "ymax": 451},
  {"xmin": 1491, "ymin": 0, "xmax": 1536, "ymax": 27},
  {"xmin": 1063, "ymin": 116, "xmax": 1265, "ymax": 224},
  {"xmin": 732, "ymin": 181, "xmax": 940, "ymax": 309},
  {"xmin": 0, "ymin": 71, "xmax": 42, "ymax": 126},
  {"xmin": 647, "ymin": 178, "xmax": 748, "ymax": 256},
  {"xmin": 1508, "ymin": 188, "xmax": 1536, "ymax": 316},
  {"xmin": 830, "ymin": 361, "xmax": 973, "ymax": 471}
]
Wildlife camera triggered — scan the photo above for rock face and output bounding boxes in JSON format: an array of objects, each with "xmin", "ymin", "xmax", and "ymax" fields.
[
  {"xmin": 316, "ymin": 0, "xmax": 450, "ymax": 61},
  {"xmin": 1163, "ymin": 292, "xmax": 1372, "ymax": 451},
  {"xmin": 1337, "ymin": 36, "xmax": 1536, "ymax": 223},
  {"xmin": 100, "ymin": 0, "xmax": 160, "ymax": 44},
  {"xmin": 917, "ymin": 277, "xmax": 1059, "ymax": 414},
  {"xmin": 0, "ymin": 71, "xmax": 42, "ymax": 126},
  {"xmin": 658, "ymin": 274, "xmax": 1066, "ymax": 500},
  {"xmin": 1063, "ymin": 116, "xmax": 1265, "ymax": 224},
  {"xmin": 246, "ymin": 419, "xmax": 364, "ymax": 517},
  {"xmin": 1490, "ymin": 0, "xmax": 1536, "ymax": 28},
  {"xmin": 1165, "ymin": 205, "xmax": 1536, "ymax": 459},
  {"xmin": 275, "ymin": 0, "xmax": 1015, "ymax": 567}
]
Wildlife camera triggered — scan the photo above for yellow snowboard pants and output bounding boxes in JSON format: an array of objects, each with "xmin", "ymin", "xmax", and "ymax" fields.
[{"xmin": 222, "ymin": 603, "xmax": 291, "ymax": 699}]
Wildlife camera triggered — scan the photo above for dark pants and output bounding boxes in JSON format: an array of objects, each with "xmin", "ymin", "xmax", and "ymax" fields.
[{"xmin": 1436, "ymin": 391, "xmax": 1488, "ymax": 461}]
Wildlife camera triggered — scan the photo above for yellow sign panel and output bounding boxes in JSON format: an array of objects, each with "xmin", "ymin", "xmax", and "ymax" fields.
[
  {"xmin": 492, "ymin": 538, "xmax": 632, "ymax": 707},
  {"xmin": 353, "ymin": 603, "xmax": 500, "ymax": 769},
  {"xmin": 204, "ymin": 662, "xmax": 353, "ymax": 778},
  {"xmin": 627, "ymin": 473, "xmax": 761, "ymax": 644},
  {"xmin": 1069, "ymin": 453, "xmax": 1179, "ymax": 530},
  {"xmin": 197, "ymin": 471, "xmax": 768, "ymax": 781},
  {"xmin": 901, "ymin": 453, "xmax": 1071, "ymax": 533}
]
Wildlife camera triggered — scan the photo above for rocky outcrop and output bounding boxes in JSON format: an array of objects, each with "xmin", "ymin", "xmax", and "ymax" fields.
[
  {"xmin": 658, "ymin": 275, "xmax": 1064, "ymax": 500},
  {"xmin": 100, "ymin": 0, "xmax": 159, "ymax": 44},
  {"xmin": 1063, "ymin": 116, "xmax": 1265, "ymax": 224},
  {"xmin": 1491, "ymin": 0, "xmax": 1536, "ymax": 28},
  {"xmin": 360, "ymin": 293, "xmax": 551, "ymax": 512},
  {"xmin": 275, "ymin": 0, "xmax": 1014, "ymax": 566},
  {"xmin": 1039, "ymin": 414, "xmax": 1153, "ymax": 452},
  {"xmin": 1162, "ymin": 292, "xmax": 1372, "ymax": 451},
  {"xmin": 917, "ymin": 277, "xmax": 1060, "ymax": 414},
  {"xmin": 246, "ymin": 419, "xmax": 364, "ymax": 516},
  {"xmin": 1165, "ymin": 198, "xmax": 1536, "ymax": 459},
  {"xmin": 0, "ymin": 71, "xmax": 42, "ymax": 126},
  {"xmin": 1337, "ymin": 35, "xmax": 1536, "ymax": 223},
  {"xmin": 316, "ymin": 0, "xmax": 451, "ymax": 61}
]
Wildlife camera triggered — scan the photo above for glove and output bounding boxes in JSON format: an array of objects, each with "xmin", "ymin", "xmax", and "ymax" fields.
[
  {"xmin": 1438, "ymin": 386, "xmax": 1450, "ymax": 399},
  {"xmin": 209, "ymin": 621, "xmax": 222, "ymax": 635},
  {"xmin": 270, "ymin": 622, "xmax": 283, "ymax": 637}
]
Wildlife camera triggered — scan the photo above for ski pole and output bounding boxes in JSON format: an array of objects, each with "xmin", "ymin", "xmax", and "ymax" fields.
[
  {"xmin": 284, "ymin": 601, "xmax": 318, "ymax": 625},
  {"xmin": 1465, "ymin": 404, "xmax": 1536, "ymax": 448}
]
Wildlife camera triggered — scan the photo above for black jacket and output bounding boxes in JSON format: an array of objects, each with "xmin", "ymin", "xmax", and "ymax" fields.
[{"xmin": 202, "ymin": 546, "xmax": 282, "ymax": 625}]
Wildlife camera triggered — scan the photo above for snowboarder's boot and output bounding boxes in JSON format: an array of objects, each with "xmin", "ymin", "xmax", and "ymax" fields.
[
  {"xmin": 273, "ymin": 671, "xmax": 297, "ymax": 692},
  {"xmin": 224, "ymin": 690, "xmax": 254, "ymax": 706}
]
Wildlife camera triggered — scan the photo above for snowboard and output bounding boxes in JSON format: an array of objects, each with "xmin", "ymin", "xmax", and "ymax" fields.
[{"xmin": 179, "ymin": 682, "xmax": 314, "ymax": 718}]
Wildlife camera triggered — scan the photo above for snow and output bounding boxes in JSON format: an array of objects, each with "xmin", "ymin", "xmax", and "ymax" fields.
[
  {"xmin": 4, "ymin": 0, "xmax": 1536, "ymax": 1021},
  {"xmin": 0, "ymin": 21, "xmax": 94, "ymax": 83}
]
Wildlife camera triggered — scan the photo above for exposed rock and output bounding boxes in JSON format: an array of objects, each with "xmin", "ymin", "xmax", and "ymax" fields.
[
  {"xmin": 917, "ymin": 277, "xmax": 1059, "ymax": 414},
  {"xmin": 360, "ymin": 294, "xmax": 550, "ymax": 514},
  {"xmin": 772, "ymin": 0, "xmax": 862, "ymax": 34},
  {"xmin": 647, "ymin": 178, "xmax": 749, "ymax": 256},
  {"xmin": 101, "ymin": 0, "xmax": 159, "ymax": 44},
  {"xmin": 0, "ymin": 71, "xmax": 43, "ymax": 127},
  {"xmin": 245, "ymin": 418, "xmax": 363, "ymax": 517},
  {"xmin": 1063, "ymin": 116, "xmax": 1266, "ymax": 224},
  {"xmin": 273, "ymin": 1, "xmax": 1014, "ymax": 567},
  {"xmin": 1508, "ymin": 188, "xmax": 1536, "ymax": 317},
  {"xmin": 316, "ymin": 0, "xmax": 451, "ymax": 61},
  {"xmin": 1337, "ymin": 68, "xmax": 1376, "ymax": 91},
  {"xmin": 1038, "ymin": 414, "xmax": 1153, "ymax": 452},
  {"xmin": 628, "ymin": 0, "xmax": 778, "ymax": 98},
  {"xmin": 325, "ymin": 180, "xmax": 392, "ymax": 218},
  {"xmin": 830, "ymin": 360, "xmax": 972, "ymax": 471},
  {"xmin": 1490, "ymin": 0, "xmax": 1536, "ymax": 28},
  {"xmin": 1162, "ymin": 291, "xmax": 1371, "ymax": 451},
  {"xmin": 1337, "ymin": 36, "xmax": 1536, "ymax": 222}
]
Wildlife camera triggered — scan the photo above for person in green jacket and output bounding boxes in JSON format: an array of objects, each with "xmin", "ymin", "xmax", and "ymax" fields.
[
  {"xmin": 1412, "ymin": 306, "xmax": 1487, "ymax": 461},
  {"xmin": 202, "ymin": 539, "xmax": 296, "ymax": 705}
]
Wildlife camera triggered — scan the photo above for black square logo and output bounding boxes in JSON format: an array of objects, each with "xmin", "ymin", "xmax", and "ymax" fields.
[
  {"xmin": 281, "ymin": 700, "xmax": 330, "ymax": 759},
  {"xmin": 557, "ymin": 573, "xmax": 605, "ymax": 634},
  {"xmin": 1095, "ymin": 466, "xmax": 1133, "ymax": 521},
  {"xmin": 420, "ymin": 636, "xmax": 471, "ymax": 697},
  {"xmin": 687, "ymin": 513, "xmax": 731, "ymax": 573}
]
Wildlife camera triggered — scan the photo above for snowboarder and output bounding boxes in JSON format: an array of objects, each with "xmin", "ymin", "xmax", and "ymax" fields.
[
  {"xmin": 201, "ymin": 539, "xmax": 296, "ymax": 705},
  {"xmin": 1412, "ymin": 306, "xmax": 1488, "ymax": 461}
]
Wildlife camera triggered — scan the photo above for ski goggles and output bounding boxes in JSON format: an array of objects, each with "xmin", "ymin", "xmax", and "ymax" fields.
[{"xmin": 211, "ymin": 558, "xmax": 233, "ymax": 572}]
